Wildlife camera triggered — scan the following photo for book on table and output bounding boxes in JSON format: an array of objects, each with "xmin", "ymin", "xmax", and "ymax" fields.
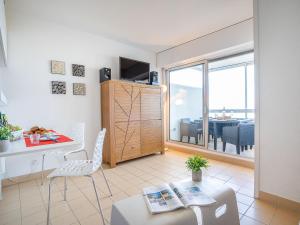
[{"xmin": 143, "ymin": 180, "xmax": 216, "ymax": 214}]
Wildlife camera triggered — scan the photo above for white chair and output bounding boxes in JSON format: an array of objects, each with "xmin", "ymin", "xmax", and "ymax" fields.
[
  {"xmin": 41, "ymin": 123, "xmax": 87, "ymax": 185},
  {"xmin": 196, "ymin": 186, "xmax": 240, "ymax": 225},
  {"xmin": 46, "ymin": 128, "xmax": 112, "ymax": 225}
]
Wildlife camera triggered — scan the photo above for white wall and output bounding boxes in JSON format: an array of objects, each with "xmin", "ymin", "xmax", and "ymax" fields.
[
  {"xmin": 0, "ymin": 0, "xmax": 7, "ymax": 66},
  {"xmin": 0, "ymin": 68, "xmax": 4, "ymax": 89},
  {"xmin": 1, "ymin": 9, "xmax": 156, "ymax": 177},
  {"xmin": 157, "ymin": 19, "xmax": 253, "ymax": 68},
  {"xmin": 255, "ymin": 0, "xmax": 300, "ymax": 202}
]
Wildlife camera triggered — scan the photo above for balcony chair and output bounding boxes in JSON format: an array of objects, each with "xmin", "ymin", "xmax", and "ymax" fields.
[
  {"xmin": 192, "ymin": 119, "xmax": 203, "ymax": 144},
  {"xmin": 222, "ymin": 123, "xmax": 254, "ymax": 154},
  {"xmin": 180, "ymin": 118, "xmax": 191, "ymax": 142}
]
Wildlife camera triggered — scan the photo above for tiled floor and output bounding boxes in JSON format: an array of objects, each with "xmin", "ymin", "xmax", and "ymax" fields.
[
  {"xmin": 0, "ymin": 150, "xmax": 299, "ymax": 225},
  {"xmin": 179, "ymin": 137, "xmax": 255, "ymax": 158}
]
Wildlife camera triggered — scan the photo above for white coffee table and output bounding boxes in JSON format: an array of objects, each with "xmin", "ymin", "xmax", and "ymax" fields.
[{"xmin": 111, "ymin": 179, "xmax": 240, "ymax": 225}]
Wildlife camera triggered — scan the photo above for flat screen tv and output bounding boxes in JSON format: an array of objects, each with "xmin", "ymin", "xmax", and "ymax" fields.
[{"xmin": 119, "ymin": 57, "xmax": 150, "ymax": 81}]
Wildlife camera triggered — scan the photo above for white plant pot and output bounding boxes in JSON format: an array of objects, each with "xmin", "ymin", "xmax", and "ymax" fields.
[
  {"xmin": 192, "ymin": 170, "xmax": 202, "ymax": 182},
  {"xmin": 0, "ymin": 140, "xmax": 10, "ymax": 152}
]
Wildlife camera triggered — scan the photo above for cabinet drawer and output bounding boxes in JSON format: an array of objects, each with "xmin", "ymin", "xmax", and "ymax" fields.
[{"xmin": 114, "ymin": 121, "xmax": 141, "ymax": 162}]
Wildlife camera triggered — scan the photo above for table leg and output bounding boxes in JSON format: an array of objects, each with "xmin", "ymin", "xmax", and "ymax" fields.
[
  {"xmin": 214, "ymin": 137, "xmax": 217, "ymax": 150},
  {"xmin": 0, "ymin": 158, "xmax": 5, "ymax": 200},
  {"xmin": 0, "ymin": 178, "xmax": 2, "ymax": 200}
]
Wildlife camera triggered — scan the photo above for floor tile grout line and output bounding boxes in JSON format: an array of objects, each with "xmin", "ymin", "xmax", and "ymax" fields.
[
  {"xmin": 37, "ymin": 179, "xmax": 52, "ymax": 225},
  {"xmin": 18, "ymin": 183, "xmax": 23, "ymax": 225},
  {"xmin": 242, "ymin": 215, "xmax": 269, "ymax": 225},
  {"xmin": 57, "ymin": 178, "xmax": 84, "ymax": 225},
  {"xmin": 71, "ymin": 174, "xmax": 111, "ymax": 224},
  {"xmin": 242, "ymin": 201, "xmax": 252, "ymax": 216},
  {"xmin": 242, "ymin": 199, "xmax": 278, "ymax": 225},
  {"xmin": 268, "ymin": 203, "xmax": 279, "ymax": 225},
  {"xmin": 39, "ymin": 178, "xmax": 81, "ymax": 225}
]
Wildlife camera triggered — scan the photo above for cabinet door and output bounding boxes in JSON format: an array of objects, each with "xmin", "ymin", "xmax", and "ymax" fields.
[
  {"xmin": 114, "ymin": 121, "xmax": 141, "ymax": 162},
  {"xmin": 141, "ymin": 88, "xmax": 161, "ymax": 120},
  {"xmin": 141, "ymin": 120, "xmax": 162, "ymax": 154},
  {"xmin": 114, "ymin": 83, "xmax": 141, "ymax": 122}
]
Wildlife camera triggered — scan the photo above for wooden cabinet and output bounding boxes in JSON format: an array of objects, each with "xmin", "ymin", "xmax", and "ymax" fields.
[{"xmin": 101, "ymin": 80, "xmax": 164, "ymax": 167}]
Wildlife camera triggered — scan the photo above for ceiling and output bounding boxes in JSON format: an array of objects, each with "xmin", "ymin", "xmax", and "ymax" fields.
[{"xmin": 7, "ymin": 0, "xmax": 253, "ymax": 53}]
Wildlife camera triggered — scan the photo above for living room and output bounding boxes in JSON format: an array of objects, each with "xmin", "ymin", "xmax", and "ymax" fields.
[{"xmin": 0, "ymin": 1, "xmax": 299, "ymax": 225}]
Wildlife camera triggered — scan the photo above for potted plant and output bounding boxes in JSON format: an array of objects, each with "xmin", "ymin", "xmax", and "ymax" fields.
[
  {"xmin": 0, "ymin": 126, "xmax": 11, "ymax": 152},
  {"xmin": 8, "ymin": 124, "xmax": 23, "ymax": 141},
  {"xmin": 186, "ymin": 155, "xmax": 209, "ymax": 182}
]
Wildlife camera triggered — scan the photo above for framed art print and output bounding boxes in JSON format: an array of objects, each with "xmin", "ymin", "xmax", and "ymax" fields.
[{"xmin": 51, "ymin": 60, "xmax": 65, "ymax": 75}]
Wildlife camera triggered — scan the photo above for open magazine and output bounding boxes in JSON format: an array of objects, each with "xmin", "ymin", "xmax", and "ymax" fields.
[{"xmin": 143, "ymin": 180, "xmax": 216, "ymax": 214}]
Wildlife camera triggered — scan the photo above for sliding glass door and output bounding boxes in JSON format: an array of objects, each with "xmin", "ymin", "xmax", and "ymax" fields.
[
  {"xmin": 207, "ymin": 53, "xmax": 254, "ymax": 158},
  {"xmin": 168, "ymin": 64, "xmax": 205, "ymax": 146},
  {"xmin": 167, "ymin": 52, "xmax": 255, "ymax": 159}
]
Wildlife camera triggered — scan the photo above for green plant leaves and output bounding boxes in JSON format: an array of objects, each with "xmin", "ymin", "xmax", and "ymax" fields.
[
  {"xmin": 185, "ymin": 155, "xmax": 209, "ymax": 172},
  {"xmin": 0, "ymin": 126, "xmax": 11, "ymax": 140}
]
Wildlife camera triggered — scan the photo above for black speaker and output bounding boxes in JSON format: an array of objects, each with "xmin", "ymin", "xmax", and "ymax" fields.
[
  {"xmin": 149, "ymin": 71, "xmax": 159, "ymax": 85},
  {"xmin": 99, "ymin": 67, "xmax": 111, "ymax": 83}
]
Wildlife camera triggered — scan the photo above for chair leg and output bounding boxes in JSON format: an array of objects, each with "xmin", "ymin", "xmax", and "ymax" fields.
[
  {"xmin": 47, "ymin": 177, "xmax": 54, "ymax": 225},
  {"xmin": 90, "ymin": 176, "xmax": 106, "ymax": 225},
  {"xmin": 64, "ymin": 177, "xmax": 67, "ymax": 201},
  {"xmin": 100, "ymin": 166, "xmax": 112, "ymax": 196},
  {"xmin": 236, "ymin": 145, "xmax": 240, "ymax": 155},
  {"xmin": 84, "ymin": 150, "xmax": 89, "ymax": 160},
  {"xmin": 41, "ymin": 154, "xmax": 45, "ymax": 186},
  {"xmin": 222, "ymin": 142, "xmax": 226, "ymax": 152},
  {"xmin": 214, "ymin": 138, "xmax": 217, "ymax": 150}
]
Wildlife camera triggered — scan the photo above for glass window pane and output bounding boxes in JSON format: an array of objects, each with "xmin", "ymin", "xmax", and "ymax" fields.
[
  {"xmin": 247, "ymin": 64, "xmax": 255, "ymax": 110},
  {"xmin": 207, "ymin": 52, "xmax": 255, "ymax": 159},
  {"xmin": 169, "ymin": 65, "xmax": 204, "ymax": 146},
  {"xmin": 209, "ymin": 66, "xmax": 245, "ymax": 117}
]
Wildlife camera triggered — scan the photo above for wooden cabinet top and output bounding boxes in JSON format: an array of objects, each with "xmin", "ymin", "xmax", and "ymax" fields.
[{"xmin": 100, "ymin": 80, "xmax": 162, "ymax": 89}]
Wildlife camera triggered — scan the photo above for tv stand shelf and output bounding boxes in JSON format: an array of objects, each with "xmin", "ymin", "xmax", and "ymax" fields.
[{"xmin": 100, "ymin": 80, "xmax": 164, "ymax": 167}]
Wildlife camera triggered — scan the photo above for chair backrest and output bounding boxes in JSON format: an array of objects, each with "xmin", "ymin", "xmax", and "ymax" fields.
[
  {"xmin": 92, "ymin": 128, "xmax": 106, "ymax": 172},
  {"xmin": 239, "ymin": 123, "xmax": 254, "ymax": 145},
  {"xmin": 194, "ymin": 120, "xmax": 203, "ymax": 129},
  {"xmin": 181, "ymin": 118, "xmax": 191, "ymax": 123},
  {"xmin": 180, "ymin": 119, "xmax": 190, "ymax": 136},
  {"xmin": 70, "ymin": 122, "xmax": 85, "ymax": 149},
  {"xmin": 188, "ymin": 122, "xmax": 198, "ymax": 137}
]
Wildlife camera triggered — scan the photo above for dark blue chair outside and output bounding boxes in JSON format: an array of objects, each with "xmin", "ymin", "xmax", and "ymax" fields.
[
  {"xmin": 210, "ymin": 120, "xmax": 240, "ymax": 150},
  {"xmin": 180, "ymin": 119, "xmax": 203, "ymax": 144},
  {"xmin": 222, "ymin": 123, "xmax": 254, "ymax": 154},
  {"xmin": 180, "ymin": 118, "xmax": 191, "ymax": 142}
]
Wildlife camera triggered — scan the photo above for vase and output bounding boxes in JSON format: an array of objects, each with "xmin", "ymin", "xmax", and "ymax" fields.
[
  {"xmin": 0, "ymin": 140, "xmax": 10, "ymax": 152},
  {"xmin": 192, "ymin": 169, "xmax": 202, "ymax": 182}
]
